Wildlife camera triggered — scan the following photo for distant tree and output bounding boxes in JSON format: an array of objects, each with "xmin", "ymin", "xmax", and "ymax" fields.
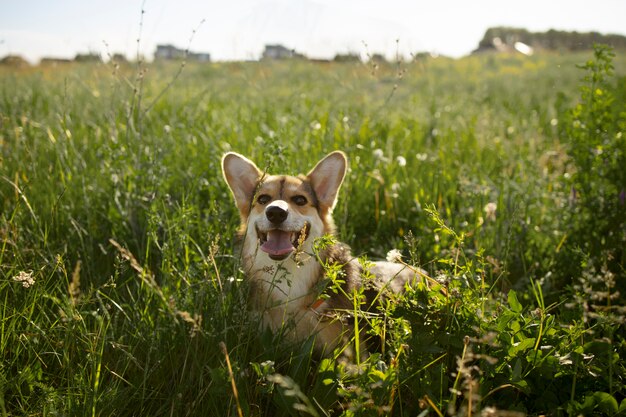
[
  {"xmin": 0, "ymin": 55, "xmax": 29, "ymax": 67},
  {"xmin": 111, "ymin": 53, "xmax": 128, "ymax": 64},
  {"xmin": 474, "ymin": 27, "xmax": 626, "ymax": 54},
  {"xmin": 74, "ymin": 53, "xmax": 101, "ymax": 63},
  {"xmin": 333, "ymin": 53, "xmax": 360, "ymax": 63},
  {"xmin": 369, "ymin": 53, "xmax": 386, "ymax": 63}
]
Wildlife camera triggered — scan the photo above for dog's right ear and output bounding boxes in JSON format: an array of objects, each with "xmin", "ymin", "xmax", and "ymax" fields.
[{"xmin": 222, "ymin": 152, "xmax": 262, "ymax": 217}]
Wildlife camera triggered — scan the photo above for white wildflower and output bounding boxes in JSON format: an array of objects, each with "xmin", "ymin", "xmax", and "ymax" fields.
[
  {"xmin": 13, "ymin": 271, "xmax": 35, "ymax": 288},
  {"xmin": 483, "ymin": 202, "xmax": 497, "ymax": 221},
  {"xmin": 386, "ymin": 249, "xmax": 403, "ymax": 263},
  {"xmin": 435, "ymin": 274, "xmax": 448, "ymax": 284},
  {"xmin": 391, "ymin": 183, "xmax": 401, "ymax": 199},
  {"xmin": 396, "ymin": 155, "xmax": 407, "ymax": 167},
  {"xmin": 372, "ymin": 148, "xmax": 385, "ymax": 160},
  {"xmin": 310, "ymin": 121, "xmax": 321, "ymax": 130},
  {"xmin": 416, "ymin": 153, "xmax": 428, "ymax": 161}
]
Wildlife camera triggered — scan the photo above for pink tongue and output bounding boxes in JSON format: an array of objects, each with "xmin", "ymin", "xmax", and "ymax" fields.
[{"xmin": 260, "ymin": 230, "xmax": 294, "ymax": 256}]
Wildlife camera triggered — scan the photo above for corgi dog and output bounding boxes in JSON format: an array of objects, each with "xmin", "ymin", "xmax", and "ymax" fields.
[{"xmin": 222, "ymin": 150, "xmax": 420, "ymax": 356}]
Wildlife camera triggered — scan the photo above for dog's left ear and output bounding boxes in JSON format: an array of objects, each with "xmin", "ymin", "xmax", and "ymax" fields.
[{"xmin": 307, "ymin": 151, "xmax": 347, "ymax": 212}]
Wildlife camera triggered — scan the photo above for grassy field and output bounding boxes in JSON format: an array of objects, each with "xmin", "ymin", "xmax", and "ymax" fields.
[{"xmin": 1, "ymin": 49, "xmax": 625, "ymax": 416}]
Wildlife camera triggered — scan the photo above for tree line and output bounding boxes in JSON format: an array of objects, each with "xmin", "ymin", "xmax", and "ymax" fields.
[{"xmin": 474, "ymin": 27, "xmax": 626, "ymax": 53}]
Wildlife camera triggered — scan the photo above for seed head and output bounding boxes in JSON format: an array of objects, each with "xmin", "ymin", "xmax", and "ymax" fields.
[{"xmin": 13, "ymin": 271, "xmax": 35, "ymax": 288}]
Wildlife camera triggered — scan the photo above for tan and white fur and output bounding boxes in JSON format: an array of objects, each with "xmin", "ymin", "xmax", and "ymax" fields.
[{"xmin": 222, "ymin": 150, "xmax": 417, "ymax": 356}]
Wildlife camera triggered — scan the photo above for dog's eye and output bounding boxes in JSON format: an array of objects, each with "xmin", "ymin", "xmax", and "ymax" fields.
[
  {"xmin": 291, "ymin": 195, "xmax": 308, "ymax": 206},
  {"xmin": 256, "ymin": 194, "xmax": 271, "ymax": 205}
]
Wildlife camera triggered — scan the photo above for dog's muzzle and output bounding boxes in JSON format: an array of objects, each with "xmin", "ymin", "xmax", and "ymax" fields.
[{"xmin": 256, "ymin": 200, "xmax": 310, "ymax": 260}]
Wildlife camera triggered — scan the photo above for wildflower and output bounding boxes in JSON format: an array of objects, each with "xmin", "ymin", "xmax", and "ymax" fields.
[
  {"xmin": 13, "ymin": 271, "xmax": 35, "ymax": 288},
  {"xmin": 310, "ymin": 121, "xmax": 321, "ymax": 130},
  {"xmin": 483, "ymin": 202, "xmax": 497, "ymax": 221},
  {"xmin": 416, "ymin": 153, "xmax": 428, "ymax": 161},
  {"xmin": 386, "ymin": 249, "xmax": 402, "ymax": 263},
  {"xmin": 396, "ymin": 155, "xmax": 406, "ymax": 167},
  {"xmin": 434, "ymin": 274, "xmax": 449, "ymax": 285},
  {"xmin": 391, "ymin": 182, "xmax": 401, "ymax": 199},
  {"xmin": 557, "ymin": 353, "xmax": 573, "ymax": 366},
  {"xmin": 372, "ymin": 148, "xmax": 385, "ymax": 160}
]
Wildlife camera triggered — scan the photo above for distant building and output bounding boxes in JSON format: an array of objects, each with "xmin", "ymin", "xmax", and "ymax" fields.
[
  {"xmin": 262, "ymin": 44, "xmax": 306, "ymax": 60},
  {"xmin": 40, "ymin": 57, "xmax": 72, "ymax": 66},
  {"xmin": 189, "ymin": 51, "xmax": 211, "ymax": 62},
  {"xmin": 154, "ymin": 44, "xmax": 210, "ymax": 62},
  {"xmin": 155, "ymin": 44, "xmax": 185, "ymax": 60}
]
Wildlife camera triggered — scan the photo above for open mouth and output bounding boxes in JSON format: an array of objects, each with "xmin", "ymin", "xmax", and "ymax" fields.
[{"xmin": 257, "ymin": 223, "xmax": 310, "ymax": 261}]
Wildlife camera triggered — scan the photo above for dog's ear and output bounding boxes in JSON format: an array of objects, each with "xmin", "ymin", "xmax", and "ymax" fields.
[
  {"xmin": 307, "ymin": 151, "xmax": 347, "ymax": 212},
  {"xmin": 222, "ymin": 152, "xmax": 262, "ymax": 216}
]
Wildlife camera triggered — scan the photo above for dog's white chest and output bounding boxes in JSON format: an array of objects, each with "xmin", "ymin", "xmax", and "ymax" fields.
[{"xmin": 249, "ymin": 254, "xmax": 319, "ymax": 310}]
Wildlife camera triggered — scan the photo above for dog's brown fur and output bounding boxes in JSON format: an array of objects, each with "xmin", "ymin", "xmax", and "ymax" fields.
[{"xmin": 222, "ymin": 151, "xmax": 417, "ymax": 356}]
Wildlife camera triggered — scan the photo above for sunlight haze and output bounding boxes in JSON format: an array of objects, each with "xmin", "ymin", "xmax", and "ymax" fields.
[{"xmin": 1, "ymin": 0, "xmax": 625, "ymax": 63}]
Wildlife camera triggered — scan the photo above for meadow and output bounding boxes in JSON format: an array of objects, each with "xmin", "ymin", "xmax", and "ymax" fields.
[{"xmin": 1, "ymin": 48, "xmax": 625, "ymax": 416}]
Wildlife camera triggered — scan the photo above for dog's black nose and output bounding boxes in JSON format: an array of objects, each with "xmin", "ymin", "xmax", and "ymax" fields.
[{"xmin": 266, "ymin": 203, "xmax": 288, "ymax": 224}]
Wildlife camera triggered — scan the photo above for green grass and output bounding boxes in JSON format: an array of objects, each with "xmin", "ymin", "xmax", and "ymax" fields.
[{"xmin": 1, "ymin": 50, "xmax": 625, "ymax": 416}]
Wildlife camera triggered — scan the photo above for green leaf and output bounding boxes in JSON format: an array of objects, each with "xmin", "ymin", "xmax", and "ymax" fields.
[
  {"xmin": 512, "ymin": 379, "xmax": 530, "ymax": 395},
  {"xmin": 579, "ymin": 393, "xmax": 597, "ymax": 413},
  {"xmin": 369, "ymin": 369, "xmax": 388, "ymax": 381},
  {"xmin": 508, "ymin": 338, "xmax": 535, "ymax": 357},
  {"xmin": 511, "ymin": 358, "xmax": 522, "ymax": 381},
  {"xmin": 495, "ymin": 311, "xmax": 517, "ymax": 332},
  {"xmin": 508, "ymin": 290, "xmax": 523, "ymax": 313},
  {"xmin": 594, "ymin": 392, "xmax": 618, "ymax": 414}
]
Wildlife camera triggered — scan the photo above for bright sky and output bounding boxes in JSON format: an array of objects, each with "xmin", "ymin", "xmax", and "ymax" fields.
[{"xmin": 1, "ymin": 0, "xmax": 625, "ymax": 63}]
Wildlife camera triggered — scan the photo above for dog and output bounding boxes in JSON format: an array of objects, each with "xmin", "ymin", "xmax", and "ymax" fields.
[{"xmin": 222, "ymin": 150, "xmax": 421, "ymax": 357}]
